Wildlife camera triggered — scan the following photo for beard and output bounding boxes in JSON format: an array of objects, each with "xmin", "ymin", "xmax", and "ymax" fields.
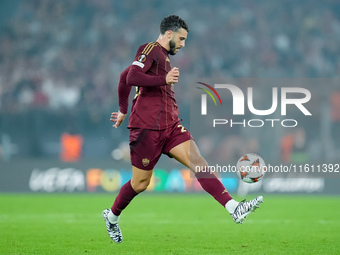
[{"xmin": 169, "ymin": 39, "xmax": 177, "ymax": 55}]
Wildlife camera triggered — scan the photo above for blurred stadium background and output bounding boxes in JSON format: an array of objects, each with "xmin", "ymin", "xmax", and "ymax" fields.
[
  {"xmin": 0, "ymin": 0, "xmax": 339, "ymax": 195},
  {"xmin": 1, "ymin": 1, "xmax": 340, "ymax": 254}
]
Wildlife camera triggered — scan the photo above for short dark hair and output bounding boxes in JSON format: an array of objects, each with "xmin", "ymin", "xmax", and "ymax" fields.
[{"xmin": 160, "ymin": 15, "xmax": 189, "ymax": 35}]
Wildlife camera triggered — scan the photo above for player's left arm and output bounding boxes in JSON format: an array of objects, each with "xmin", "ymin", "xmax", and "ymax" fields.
[{"xmin": 127, "ymin": 44, "xmax": 169, "ymax": 87}]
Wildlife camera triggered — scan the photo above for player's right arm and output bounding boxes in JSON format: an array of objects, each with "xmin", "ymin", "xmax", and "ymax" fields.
[
  {"xmin": 110, "ymin": 66, "xmax": 131, "ymax": 128},
  {"xmin": 118, "ymin": 66, "xmax": 131, "ymax": 115},
  {"xmin": 110, "ymin": 110, "xmax": 126, "ymax": 128},
  {"xmin": 127, "ymin": 43, "xmax": 179, "ymax": 86}
]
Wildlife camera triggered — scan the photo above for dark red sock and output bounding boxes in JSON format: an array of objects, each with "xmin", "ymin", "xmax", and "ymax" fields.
[
  {"xmin": 195, "ymin": 170, "xmax": 233, "ymax": 207},
  {"xmin": 111, "ymin": 180, "xmax": 138, "ymax": 216}
]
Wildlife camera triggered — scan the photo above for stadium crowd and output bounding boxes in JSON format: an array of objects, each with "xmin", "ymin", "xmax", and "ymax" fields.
[
  {"xmin": 1, "ymin": 0, "xmax": 340, "ymax": 112},
  {"xmin": 0, "ymin": 0, "xmax": 339, "ymax": 162}
]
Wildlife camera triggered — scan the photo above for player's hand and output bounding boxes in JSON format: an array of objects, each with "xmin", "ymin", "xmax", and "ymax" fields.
[
  {"xmin": 166, "ymin": 67, "xmax": 179, "ymax": 85},
  {"xmin": 110, "ymin": 111, "xmax": 126, "ymax": 128}
]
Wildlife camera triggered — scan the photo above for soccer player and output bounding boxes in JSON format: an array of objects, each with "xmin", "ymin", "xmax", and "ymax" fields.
[{"xmin": 103, "ymin": 15, "xmax": 263, "ymax": 243}]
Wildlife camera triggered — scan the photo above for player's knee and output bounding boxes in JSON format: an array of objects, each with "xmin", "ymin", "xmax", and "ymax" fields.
[
  {"xmin": 134, "ymin": 182, "xmax": 149, "ymax": 193},
  {"xmin": 131, "ymin": 179, "xmax": 150, "ymax": 193}
]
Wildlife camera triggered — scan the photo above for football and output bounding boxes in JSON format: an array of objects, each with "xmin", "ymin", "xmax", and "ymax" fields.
[{"xmin": 236, "ymin": 153, "xmax": 266, "ymax": 183}]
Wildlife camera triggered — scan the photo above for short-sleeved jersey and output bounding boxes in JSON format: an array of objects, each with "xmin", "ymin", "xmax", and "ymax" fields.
[{"xmin": 127, "ymin": 42, "xmax": 180, "ymax": 130}]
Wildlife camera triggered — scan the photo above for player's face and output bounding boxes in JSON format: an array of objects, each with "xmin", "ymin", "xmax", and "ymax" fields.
[{"xmin": 169, "ymin": 28, "xmax": 188, "ymax": 55}]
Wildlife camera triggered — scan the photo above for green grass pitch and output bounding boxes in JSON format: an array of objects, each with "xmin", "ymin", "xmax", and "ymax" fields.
[{"xmin": 1, "ymin": 193, "xmax": 339, "ymax": 254}]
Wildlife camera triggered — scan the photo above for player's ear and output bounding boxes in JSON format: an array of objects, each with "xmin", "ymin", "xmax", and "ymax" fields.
[{"xmin": 166, "ymin": 30, "xmax": 173, "ymax": 40}]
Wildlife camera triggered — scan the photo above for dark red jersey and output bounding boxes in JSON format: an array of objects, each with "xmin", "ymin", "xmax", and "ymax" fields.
[
  {"xmin": 119, "ymin": 42, "xmax": 180, "ymax": 130},
  {"xmin": 118, "ymin": 68, "xmax": 131, "ymax": 115}
]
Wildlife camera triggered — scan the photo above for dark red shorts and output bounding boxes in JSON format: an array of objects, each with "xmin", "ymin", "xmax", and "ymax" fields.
[{"xmin": 129, "ymin": 122, "xmax": 192, "ymax": 170}]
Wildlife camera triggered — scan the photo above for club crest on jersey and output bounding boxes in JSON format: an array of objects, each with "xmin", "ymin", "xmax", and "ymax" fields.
[{"xmin": 142, "ymin": 158, "xmax": 150, "ymax": 167}]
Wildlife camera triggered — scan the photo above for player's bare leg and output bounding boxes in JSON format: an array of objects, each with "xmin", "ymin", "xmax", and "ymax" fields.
[
  {"xmin": 168, "ymin": 140, "xmax": 208, "ymax": 172},
  {"xmin": 130, "ymin": 166, "xmax": 153, "ymax": 193},
  {"xmin": 168, "ymin": 140, "xmax": 263, "ymax": 224},
  {"xmin": 103, "ymin": 167, "xmax": 153, "ymax": 242}
]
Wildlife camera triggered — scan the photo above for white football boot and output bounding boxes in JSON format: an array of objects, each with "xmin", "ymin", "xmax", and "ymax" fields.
[
  {"xmin": 102, "ymin": 209, "xmax": 123, "ymax": 243},
  {"xmin": 231, "ymin": 196, "xmax": 263, "ymax": 224}
]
